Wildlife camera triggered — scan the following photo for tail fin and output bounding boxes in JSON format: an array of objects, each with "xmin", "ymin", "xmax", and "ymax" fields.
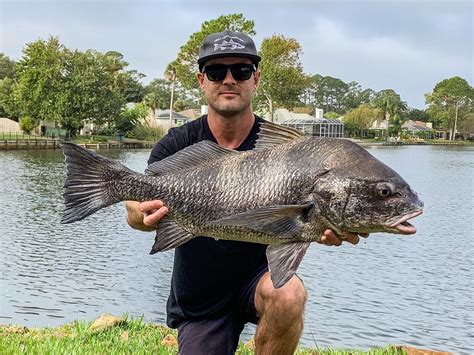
[{"xmin": 60, "ymin": 142, "xmax": 131, "ymax": 224}]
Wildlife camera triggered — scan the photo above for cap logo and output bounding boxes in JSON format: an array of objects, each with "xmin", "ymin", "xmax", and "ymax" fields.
[{"xmin": 213, "ymin": 35, "xmax": 245, "ymax": 52}]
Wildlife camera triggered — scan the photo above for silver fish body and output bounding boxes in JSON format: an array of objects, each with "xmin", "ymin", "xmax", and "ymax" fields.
[{"xmin": 61, "ymin": 122, "xmax": 423, "ymax": 288}]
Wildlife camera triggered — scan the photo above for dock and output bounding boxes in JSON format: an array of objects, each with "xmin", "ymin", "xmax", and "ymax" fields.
[{"xmin": 0, "ymin": 139, "xmax": 155, "ymax": 150}]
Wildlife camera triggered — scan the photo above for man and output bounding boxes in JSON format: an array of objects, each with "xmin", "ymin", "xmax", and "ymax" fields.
[{"xmin": 126, "ymin": 30, "xmax": 366, "ymax": 355}]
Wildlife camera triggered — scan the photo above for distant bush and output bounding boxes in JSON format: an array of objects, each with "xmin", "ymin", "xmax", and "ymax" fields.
[
  {"xmin": 19, "ymin": 116, "xmax": 38, "ymax": 135},
  {"xmin": 128, "ymin": 124, "xmax": 164, "ymax": 142}
]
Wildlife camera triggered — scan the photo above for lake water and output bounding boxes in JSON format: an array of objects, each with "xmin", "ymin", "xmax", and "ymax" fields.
[{"xmin": 0, "ymin": 145, "xmax": 472, "ymax": 353}]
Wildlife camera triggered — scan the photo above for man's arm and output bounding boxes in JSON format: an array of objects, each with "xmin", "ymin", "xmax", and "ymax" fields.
[{"xmin": 125, "ymin": 200, "xmax": 169, "ymax": 232}]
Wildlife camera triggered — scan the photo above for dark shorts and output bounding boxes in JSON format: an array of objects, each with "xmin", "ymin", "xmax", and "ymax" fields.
[{"xmin": 177, "ymin": 265, "xmax": 268, "ymax": 355}]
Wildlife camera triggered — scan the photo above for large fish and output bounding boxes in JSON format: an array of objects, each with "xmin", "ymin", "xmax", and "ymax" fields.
[{"xmin": 61, "ymin": 122, "xmax": 423, "ymax": 288}]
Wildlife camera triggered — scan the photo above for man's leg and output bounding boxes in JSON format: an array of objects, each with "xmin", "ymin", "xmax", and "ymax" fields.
[
  {"xmin": 254, "ymin": 272, "xmax": 307, "ymax": 355},
  {"xmin": 177, "ymin": 313, "xmax": 243, "ymax": 355}
]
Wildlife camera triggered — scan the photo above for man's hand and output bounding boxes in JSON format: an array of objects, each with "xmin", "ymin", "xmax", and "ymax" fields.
[
  {"xmin": 125, "ymin": 200, "xmax": 168, "ymax": 232},
  {"xmin": 139, "ymin": 200, "xmax": 169, "ymax": 227},
  {"xmin": 319, "ymin": 230, "xmax": 369, "ymax": 246}
]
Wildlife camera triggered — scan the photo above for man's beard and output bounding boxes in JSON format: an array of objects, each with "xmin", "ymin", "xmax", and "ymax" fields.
[{"xmin": 207, "ymin": 98, "xmax": 251, "ymax": 118}]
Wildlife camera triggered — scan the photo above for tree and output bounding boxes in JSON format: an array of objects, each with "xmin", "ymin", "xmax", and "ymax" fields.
[
  {"xmin": 254, "ymin": 35, "xmax": 308, "ymax": 120},
  {"xmin": 0, "ymin": 53, "xmax": 16, "ymax": 80},
  {"xmin": 19, "ymin": 116, "xmax": 37, "ymax": 134},
  {"xmin": 302, "ymin": 76, "xmax": 374, "ymax": 114},
  {"xmin": 457, "ymin": 113, "xmax": 474, "ymax": 140},
  {"xmin": 12, "ymin": 36, "xmax": 145, "ymax": 136},
  {"xmin": 169, "ymin": 14, "xmax": 255, "ymax": 91},
  {"xmin": 116, "ymin": 102, "xmax": 149, "ymax": 135},
  {"xmin": 144, "ymin": 78, "xmax": 199, "ymax": 118},
  {"xmin": 323, "ymin": 111, "xmax": 340, "ymax": 119},
  {"xmin": 371, "ymin": 89, "xmax": 408, "ymax": 135},
  {"xmin": 425, "ymin": 77, "xmax": 473, "ymax": 140},
  {"xmin": 306, "ymin": 75, "xmax": 348, "ymax": 113},
  {"xmin": 119, "ymin": 70, "xmax": 146, "ymax": 103},
  {"xmin": 0, "ymin": 77, "xmax": 20, "ymax": 119},
  {"xmin": 62, "ymin": 49, "xmax": 126, "ymax": 135},
  {"xmin": 13, "ymin": 36, "xmax": 68, "ymax": 129},
  {"xmin": 406, "ymin": 108, "xmax": 430, "ymax": 122},
  {"xmin": 342, "ymin": 83, "xmax": 375, "ymax": 112},
  {"xmin": 144, "ymin": 79, "xmax": 173, "ymax": 115},
  {"xmin": 343, "ymin": 104, "xmax": 383, "ymax": 137}
]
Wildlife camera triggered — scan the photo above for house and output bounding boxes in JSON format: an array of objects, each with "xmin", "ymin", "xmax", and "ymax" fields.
[
  {"xmin": 401, "ymin": 120, "xmax": 434, "ymax": 138},
  {"xmin": 0, "ymin": 117, "xmax": 21, "ymax": 133},
  {"xmin": 178, "ymin": 109, "xmax": 201, "ymax": 120},
  {"xmin": 154, "ymin": 109, "xmax": 191, "ymax": 128},
  {"xmin": 273, "ymin": 109, "xmax": 344, "ymax": 137}
]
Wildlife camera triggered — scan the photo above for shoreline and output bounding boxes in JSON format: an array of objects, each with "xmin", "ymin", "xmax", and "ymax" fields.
[{"xmin": 0, "ymin": 137, "xmax": 471, "ymax": 151}]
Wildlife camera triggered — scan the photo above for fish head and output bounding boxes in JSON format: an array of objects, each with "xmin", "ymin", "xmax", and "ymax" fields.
[{"xmin": 311, "ymin": 160, "xmax": 424, "ymax": 236}]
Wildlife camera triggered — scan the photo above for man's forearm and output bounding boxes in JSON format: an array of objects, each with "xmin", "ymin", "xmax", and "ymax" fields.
[{"xmin": 125, "ymin": 201, "xmax": 156, "ymax": 232}]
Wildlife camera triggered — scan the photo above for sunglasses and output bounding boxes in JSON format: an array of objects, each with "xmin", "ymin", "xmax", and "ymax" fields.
[{"xmin": 202, "ymin": 63, "xmax": 256, "ymax": 82}]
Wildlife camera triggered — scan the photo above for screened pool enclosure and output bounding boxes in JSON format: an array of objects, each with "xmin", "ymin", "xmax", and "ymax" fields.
[{"xmin": 280, "ymin": 118, "xmax": 344, "ymax": 137}]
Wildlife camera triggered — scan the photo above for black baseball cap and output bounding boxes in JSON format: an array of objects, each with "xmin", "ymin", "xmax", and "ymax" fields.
[{"xmin": 198, "ymin": 30, "xmax": 261, "ymax": 70}]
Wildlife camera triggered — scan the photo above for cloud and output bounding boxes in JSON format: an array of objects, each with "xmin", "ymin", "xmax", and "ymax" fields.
[
  {"xmin": 300, "ymin": 18, "xmax": 472, "ymax": 108},
  {"xmin": 1, "ymin": 1, "xmax": 472, "ymax": 109}
]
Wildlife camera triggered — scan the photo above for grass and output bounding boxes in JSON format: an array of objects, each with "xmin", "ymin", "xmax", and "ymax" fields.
[
  {"xmin": 0, "ymin": 315, "xmax": 407, "ymax": 355},
  {"xmin": 0, "ymin": 132, "xmax": 60, "ymax": 140}
]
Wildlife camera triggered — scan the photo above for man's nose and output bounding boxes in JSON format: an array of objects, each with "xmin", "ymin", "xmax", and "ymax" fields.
[{"xmin": 222, "ymin": 69, "xmax": 237, "ymax": 84}]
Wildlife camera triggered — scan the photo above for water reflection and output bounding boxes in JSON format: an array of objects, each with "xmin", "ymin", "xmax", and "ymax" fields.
[{"xmin": 0, "ymin": 146, "xmax": 472, "ymax": 353}]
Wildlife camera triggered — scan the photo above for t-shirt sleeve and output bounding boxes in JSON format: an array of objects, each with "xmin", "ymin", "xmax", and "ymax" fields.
[{"xmin": 147, "ymin": 127, "xmax": 190, "ymax": 165}]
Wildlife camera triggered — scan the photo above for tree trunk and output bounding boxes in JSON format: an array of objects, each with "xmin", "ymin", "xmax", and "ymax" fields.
[
  {"xmin": 265, "ymin": 93, "xmax": 274, "ymax": 122},
  {"xmin": 169, "ymin": 76, "xmax": 175, "ymax": 129},
  {"xmin": 451, "ymin": 103, "xmax": 459, "ymax": 141},
  {"xmin": 270, "ymin": 99, "xmax": 274, "ymax": 122}
]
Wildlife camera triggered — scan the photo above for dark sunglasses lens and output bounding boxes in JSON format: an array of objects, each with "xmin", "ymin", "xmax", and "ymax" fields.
[
  {"xmin": 230, "ymin": 64, "xmax": 254, "ymax": 81},
  {"xmin": 205, "ymin": 65, "xmax": 228, "ymax": 82},
  {"xmin": 204, "ymin": 64, "xmax": 254, "ymax": 82}
]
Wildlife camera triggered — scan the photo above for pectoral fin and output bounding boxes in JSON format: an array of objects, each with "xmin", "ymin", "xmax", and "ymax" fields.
[
  {"xmin": 210, "ymin": 203, "xmax": 315, "ymax": 239},
  {"xmin": 266, "ymin": 242, "xmax": 311, "ymax": 288},
  {"xmin": 150, "ymin": 218, "xmax": 194, "ymax": 254}
]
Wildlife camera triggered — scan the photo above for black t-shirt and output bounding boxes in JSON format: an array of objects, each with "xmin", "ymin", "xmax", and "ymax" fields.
[{"xmin": 148, "ymin": 114, "xmax": 268, "ymax": 328}]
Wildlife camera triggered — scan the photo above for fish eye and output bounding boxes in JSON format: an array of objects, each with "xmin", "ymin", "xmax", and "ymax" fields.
[{"xmin": 376, "ymin": 183, "xmax": 394, "ymax": 198}]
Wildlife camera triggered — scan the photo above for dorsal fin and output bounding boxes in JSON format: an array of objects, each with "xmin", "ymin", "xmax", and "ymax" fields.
[
  {"xmin": 255, "ymin": 121, "xmax": 303, "ymax": 150},
  {"xmin": 146, "ymin": 140, "xmax": 238, "ymax": 176}
]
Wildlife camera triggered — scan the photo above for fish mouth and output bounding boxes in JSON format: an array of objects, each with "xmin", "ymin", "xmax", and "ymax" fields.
[{"xmin": 385, "ymin": 210, "xmax": 423, "ymax": 235}]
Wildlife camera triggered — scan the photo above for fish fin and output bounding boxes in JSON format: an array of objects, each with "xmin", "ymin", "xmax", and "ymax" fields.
[
  {"xmin": 255, "ymin": 121, "xmax": 304, "ymax": 150},
  {"xmin": 60, "ymin": 142, "xmax": 134, "ymax": 224},
  {"xmin": 146, "ymin": 140, "xmax": 239, "ymax": 176},
  {"xmin": 211, "ymin": 203, "xmax": 314, "ymax": 239},
  {"xmin": 150, "ymin": 218, "xmax": 194, "ymax": 254},
  {"xmin": 266, "ymin": 242, "xmax": 311, "ymax": 288}
]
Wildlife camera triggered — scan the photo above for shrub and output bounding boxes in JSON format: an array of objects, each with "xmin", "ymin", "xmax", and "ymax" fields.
[
  {"xmin": 127, "ymin": 124, "xmax": 164, "ymax": 142},
  {"xmin": 19, "ymin": 116, "xmax": 38, "ymax": 135}
]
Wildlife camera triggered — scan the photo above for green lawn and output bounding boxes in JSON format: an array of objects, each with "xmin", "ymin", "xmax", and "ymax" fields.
[{"xmin": 0, "ymin": 315, "xmax": 408, "ymax": 355}]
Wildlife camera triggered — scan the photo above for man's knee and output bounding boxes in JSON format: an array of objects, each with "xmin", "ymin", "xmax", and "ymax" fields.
[{"xmin": 256, "ymin": 273, "xmax": 307, "ymax": 321}]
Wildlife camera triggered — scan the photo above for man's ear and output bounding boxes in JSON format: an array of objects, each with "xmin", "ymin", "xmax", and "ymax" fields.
[
  {"xmin": 197, "ymin": 72, "xmax": 205, "ymax": 89},
  {"xmin": 253, "ymin": 70, "xmax": 261, "ymax": 90}
]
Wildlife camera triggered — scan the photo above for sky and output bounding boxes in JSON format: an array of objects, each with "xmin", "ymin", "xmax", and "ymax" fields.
[{"xmin": 1, "ymin": 0, "xmax": 472, "ymax": 109}]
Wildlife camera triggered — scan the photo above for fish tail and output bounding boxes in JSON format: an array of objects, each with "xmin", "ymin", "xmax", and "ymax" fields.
[{"xmin": 60, "ymin": 142, "xmax": 133, "ymax": 224}]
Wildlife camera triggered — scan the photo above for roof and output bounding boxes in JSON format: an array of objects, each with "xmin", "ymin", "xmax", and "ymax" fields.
[
  {"xmin": 155, "ymin": 109, "xmax": 190, "ymax": 121},
  {"xmin": 281, "ymin": 117, "xmax": 344, "ymax": 125},
  {"xmin": 178, "ymin": 109, "xmax": 201, "ymax": 119},
  {"xmin": 370, "ymin": 119, "xmax": 389, "ymax": 130},
  {"xmin": 402, "ymin": 123, "xmax": 433, "ymax": 132}
]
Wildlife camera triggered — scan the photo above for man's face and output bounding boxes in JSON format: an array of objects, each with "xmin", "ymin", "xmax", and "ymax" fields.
[{"xmin": 197, "ymin": 57, "xmax": 260, "ymax": 117}]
